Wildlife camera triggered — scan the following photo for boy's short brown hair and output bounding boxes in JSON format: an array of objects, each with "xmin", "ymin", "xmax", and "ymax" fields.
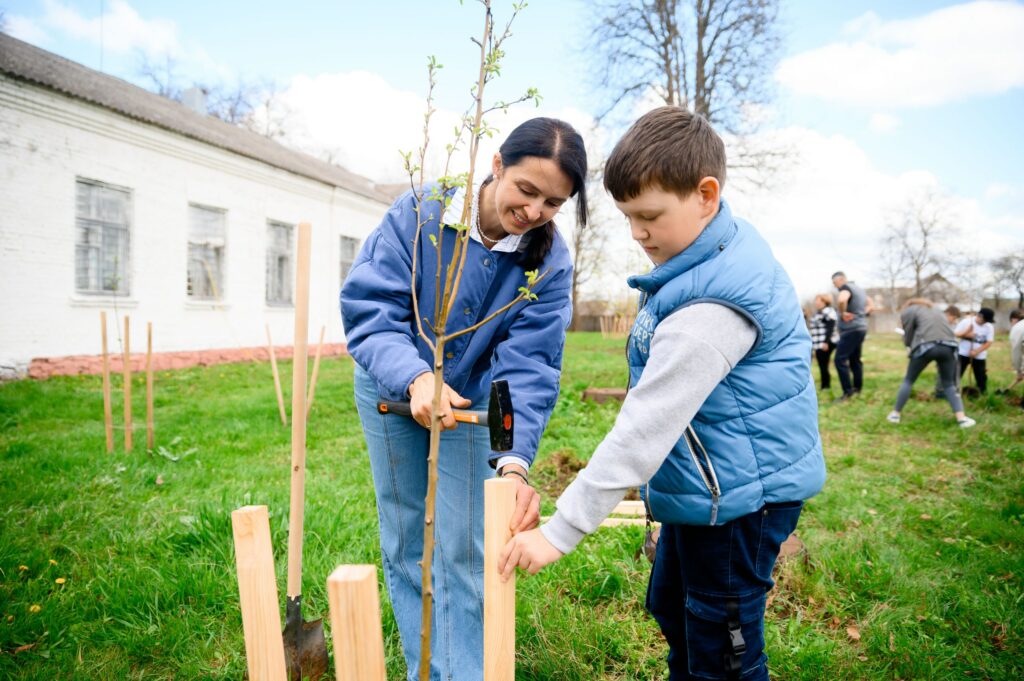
[{"xmin": 604, "ymin": 106, "xmax": 726, "ymax": 201}]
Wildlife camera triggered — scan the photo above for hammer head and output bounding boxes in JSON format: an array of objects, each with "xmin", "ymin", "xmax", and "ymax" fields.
[{"xmin": 487, "ymin": 380, "xmax": 514, "ymax": 452}]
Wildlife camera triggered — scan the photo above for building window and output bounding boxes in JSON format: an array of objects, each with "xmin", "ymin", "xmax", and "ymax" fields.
[
  {"xmin": 75, "ymin": 179, "xmax": 131, "ymax": 295},
  {"xmin": 187, "ymin": 204, "xmax": 227, "ymax": 299},
  {"xmin": 340, "ymin": 235, "xmax": 360, "ymax": 285},
  {"xmin": 266, "ymin": 220, "xmax": 294, "ymax": 305}
]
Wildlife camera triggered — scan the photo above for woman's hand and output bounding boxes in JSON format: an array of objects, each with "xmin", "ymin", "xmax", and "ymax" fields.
[
  {"xmin": 408, "ymin": 372, "xmax": 471, "ymax": 430},
  {"xmin": 498, "ymin": 528, "xmax": 564, "ymax": 582},
  {"xmin": 501, "ymin": 464, "xmax": 540, "ymax": 534}
]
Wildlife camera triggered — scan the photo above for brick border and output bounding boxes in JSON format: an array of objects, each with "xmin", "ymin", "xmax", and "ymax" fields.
[{"xmin": 27, "ymin": 343, "xmax": 349, "ymax": 380}]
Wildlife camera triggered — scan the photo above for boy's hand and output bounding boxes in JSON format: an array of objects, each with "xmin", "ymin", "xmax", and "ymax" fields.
[
  {"xmin": 841, "ymin": 311, "xmax": 855, "ymax": 323},
  {"xmin": 498, "ymin": 528, "xmax": 564, "ymax": 582}
]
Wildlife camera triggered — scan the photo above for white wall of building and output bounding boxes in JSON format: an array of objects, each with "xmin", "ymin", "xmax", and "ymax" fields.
[{"xmin": 0, "ymin": 74, "xmax": 390, "ymax": 369}]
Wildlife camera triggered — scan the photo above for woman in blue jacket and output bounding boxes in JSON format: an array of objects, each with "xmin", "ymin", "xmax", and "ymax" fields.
[{"xmin": 341, "ymin": 117, "xmax": 587, "ymax": 680}]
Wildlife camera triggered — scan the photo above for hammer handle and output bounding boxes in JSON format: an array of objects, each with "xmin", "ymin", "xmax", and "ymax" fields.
[{"xmin": 377, "ymin": 400, "xmax": 485, "ymax": 425}]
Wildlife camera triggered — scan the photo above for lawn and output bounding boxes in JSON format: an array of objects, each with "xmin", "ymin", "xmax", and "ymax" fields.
[{"xmin": 1, "ymin": 332, "xmax": 1022, "ymax": 679}]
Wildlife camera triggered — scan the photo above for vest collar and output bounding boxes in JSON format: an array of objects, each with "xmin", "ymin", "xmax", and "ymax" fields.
[{"xmin": 628, "ymin": 199, "xmax": 736, "ymax": 295}]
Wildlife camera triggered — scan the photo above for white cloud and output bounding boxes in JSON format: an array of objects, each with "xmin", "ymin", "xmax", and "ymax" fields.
[
  {"xmin": 41, "ymin": 0, "xmax": 179, "ymax": 57},
  {"xmin": 776, "ymin": 1, "xmax": 1024, "ymax": 107},
  {"xmin": 4, "ymin": 14, "xmax": 50, "ymax": 44},
  {"xmin": 869, "ymin": 113, "xmax": 901, "ymax": 133}
]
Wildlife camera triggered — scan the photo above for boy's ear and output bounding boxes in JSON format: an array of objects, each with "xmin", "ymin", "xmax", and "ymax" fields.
[{"xmin": 697, "ymin": 177, "xmax": 720, "ymax": 216}]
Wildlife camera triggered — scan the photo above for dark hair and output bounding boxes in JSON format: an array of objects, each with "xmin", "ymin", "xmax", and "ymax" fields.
[
  {"xmin": 1011, "ymin": 308, "xmax": 1024, "ymax": 322},
  {"xmin": 604, "ymin": 106, "xmax": 726, "ymax": 201},
  {"xmin": 978, "ymin": 307, "xmax": 995, "ymax": 324},
  {"xmin": 831, "ymin": 271, "xmax": 846, "ymax": 280},
  {"xmin": 944, "ymin": 305, "xmax": 961, "ymax": 318},
  {"xmin": 497, "ymin": 117, "xmax": 588, "ymax": 270}
]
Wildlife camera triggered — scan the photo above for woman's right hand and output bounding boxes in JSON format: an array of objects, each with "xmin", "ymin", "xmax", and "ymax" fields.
[{"xmin": 408, "ymin": 372, "xmax": 472, "ymax": 430}]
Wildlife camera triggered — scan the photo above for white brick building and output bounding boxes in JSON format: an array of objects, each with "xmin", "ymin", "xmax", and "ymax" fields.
[{"xmin": 0, "ymin": 34, "xmax": 393, "ymax": 376}]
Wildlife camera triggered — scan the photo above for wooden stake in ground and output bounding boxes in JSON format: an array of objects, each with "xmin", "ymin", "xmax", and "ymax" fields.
[
  {"xmin": 266, "ymin": 324, "xmax": 288, "ymax": 426},
  {"xmin": 483, "ymin": 478, "xmax": 516, "ymax": 681},
  {"xmin": 305, "ymin": 325, "xmax": 325, "ymax": 419},
  {"xmin": 146, "ymin": 321, "xmax": 154, "ymax": 450},
  {"xmin": 281, "ymin": 222, "xmax": 329, "ymax": 679},
  {"xmin": 100, "ymin": 311, "xmax": 113, "ymax": 453},
  {"xmin": 327, "ymin": 565, "xmax": 386, "ymax": 681},
  {"xmin": 123, "ymin": 315, "xmax": 132, "ymax": 452},
  {"xmin": 232, "ymin": 505, "xmax": 287, "ymax": 681}
]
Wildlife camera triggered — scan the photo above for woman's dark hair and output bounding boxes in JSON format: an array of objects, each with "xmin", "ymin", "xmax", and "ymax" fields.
[{"xmin": 497, "ymin": 117, "xmax": 588, "ymax": 270}]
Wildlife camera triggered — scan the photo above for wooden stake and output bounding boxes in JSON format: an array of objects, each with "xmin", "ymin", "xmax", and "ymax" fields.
[
  {"xmin": 327, "ymin": 565, "xmax": 386, "ymax": 681},
  {"xmin": 231, "ymin": 505, "xmax": 287, "ymax": 681},
  {"xmin": 266, "ymin": 324, "xmax": 287, "ymax": 426},
  {"xmin": 100, "ymin": 312, "xmax": 113, "ymax": 453},
  {"xmin": 483, "ymin": 478, "xmax": 516, "ymax": 681},
  {"xmin": 305, "ymin": 325, "xmax": 325, "ymax": 419},
  {"xmin": 286, "ymin": 222, "xmax": 312, "ymax": 609},
  {"xmin": 146, "ymin": 321, "xmax": 154, "ymax": 450},
  {"xmin": 123, "ymin": 315, "xmax": 132, "ymax": 452}
]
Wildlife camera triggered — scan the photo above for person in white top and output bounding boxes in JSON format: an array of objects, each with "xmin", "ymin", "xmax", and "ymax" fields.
[
  {"xmin": 1007, "ymin": 309, "xmax": 1024, "ymax": 408},
  {"xmin": 955, "ymin": 307, "xmax": 995, "ymax": 393}
]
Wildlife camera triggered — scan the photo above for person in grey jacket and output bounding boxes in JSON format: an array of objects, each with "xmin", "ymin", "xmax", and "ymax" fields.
[{"xmin": 887, "ymin": 298, "xmax": 976, "ymax": 427}]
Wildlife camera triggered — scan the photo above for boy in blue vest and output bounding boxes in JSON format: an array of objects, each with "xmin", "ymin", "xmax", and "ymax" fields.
[{"xmin": 499, "ymin": 106, "xmax": 826, "ymax": 680}]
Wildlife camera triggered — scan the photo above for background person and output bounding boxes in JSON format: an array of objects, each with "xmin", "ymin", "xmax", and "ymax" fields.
[
  {"xmin": 886, "ymin": 298, "xmax": 975, "ymax": 428},
  {"xmin": 341, "ymin": 117, "xmax": 588, "ymax": 681},
  {"xmin": 809, "ymin": 293, "xmax": 838, "ymax": 391},
  {"xmin": 832, "ymin": 271, "xmax": 874, "ymax": 401},
  {"xmin": 955, "ymin": 307, "xmax": 995, "ymax": 394},
  {"xmin": 1008, "ymin": 309, "xmax": 1024, "ymax": 408}
]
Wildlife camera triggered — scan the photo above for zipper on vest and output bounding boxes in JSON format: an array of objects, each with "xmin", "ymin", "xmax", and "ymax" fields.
[{"xmin": 683, "ymin": 426, "xmax": 721, "ymax": 525}]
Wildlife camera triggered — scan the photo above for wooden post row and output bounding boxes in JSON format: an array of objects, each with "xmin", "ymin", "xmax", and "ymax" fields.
[
  {"xmin": 100, "ymin": 312, "xmax": 114, "ymax": 453},
  {"xmin": 265, "ymin": 324, "xmax": 288, "ymax": 426},
  {"xmin": 232, "ymin": 505, "xmax": 287, "ymax": 681},
  {"xmin": 123, "ymin": 315, "xmax": 132, "ymax": 452},
  {"xmin": 484, "ymin": 478, "xmax": 516, "ymax": 681},
  {"xmin": 146, "ymin": 321, "xmax": 154, "ymax": 450},
  {"xmin": 327, "ymin": 565, "xmax": 387, "ymax": 681}
]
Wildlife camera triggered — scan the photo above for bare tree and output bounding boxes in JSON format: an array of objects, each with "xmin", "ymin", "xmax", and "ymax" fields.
[
  {"xmin": 875, "ymin": 229, "xmax": 909, "ymax": 310},
  {"xmin": 880, "ymin": 188, "xmax": 956, "ymax": 299},
  {"xmin": 570, "ymin": 158, "xmax": 612, "ymax": 329},
  {"xmin": 991, "ymin": 252, "xmax": 1024, "ymax": 308},
  {"xmin": 137, "ymin": 52, "xmax": 182, "ymax": 100},
  {"xmin": 584, "ymin": 0, "xmax": 786, "ymax": 183}
]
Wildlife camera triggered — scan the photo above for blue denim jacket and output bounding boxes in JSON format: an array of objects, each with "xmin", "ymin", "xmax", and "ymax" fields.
[{"xmin": 340, "ymin": 186, "xmax": 573, "ymax": 466}]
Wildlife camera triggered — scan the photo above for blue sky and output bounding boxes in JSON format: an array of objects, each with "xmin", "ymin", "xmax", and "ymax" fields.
[{"xmin": 4, "ymin": 0, "xmax": 1022, "ymax": 295}]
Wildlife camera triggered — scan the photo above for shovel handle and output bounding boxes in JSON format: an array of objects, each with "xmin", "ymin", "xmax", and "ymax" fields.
[
  {"xmin": 377, "ymin": 400, "xmax": 484, "ymax": 425},
  {"xmin": 287, "ymin": 222, "xmax": 312, "ymax": 600}
]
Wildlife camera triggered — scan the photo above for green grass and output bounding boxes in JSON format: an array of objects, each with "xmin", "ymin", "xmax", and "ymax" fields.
[{"xmin": 1, "ymin": 332, "xmax": 1022, "ymax": 679}]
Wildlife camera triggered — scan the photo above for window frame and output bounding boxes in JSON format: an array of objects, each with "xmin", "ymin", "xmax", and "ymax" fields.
[
  {"xmin": 265, "ymin": 220, "xmax": 295, "ymax": 307},
  {"xmin": 74, "ymin": 178, "xmax": 133, "ymax": 296},
  {"xmin": 186, "ymin": 203, "xmax": 228, "ymax": 301}
]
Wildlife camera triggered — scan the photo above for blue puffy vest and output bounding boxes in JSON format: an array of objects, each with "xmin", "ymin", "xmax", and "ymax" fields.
[{"xmin": 630, "ymin": 200, "xmax": 826, "ymax": 525}]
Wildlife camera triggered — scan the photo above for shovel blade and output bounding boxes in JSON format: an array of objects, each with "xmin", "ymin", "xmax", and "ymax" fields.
[{"xmin": 283, "ymin": 598, "xmax": 329, "ymax": 681}]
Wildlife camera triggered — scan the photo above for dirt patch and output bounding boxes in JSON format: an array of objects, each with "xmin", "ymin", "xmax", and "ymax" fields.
[{"xmin": 533, "ymin": 449, "xmax": 641, "ymax": 501}]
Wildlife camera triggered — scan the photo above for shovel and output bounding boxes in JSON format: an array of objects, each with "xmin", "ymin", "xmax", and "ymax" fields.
[{"xmin": 283, "ymin": 222, "xmax": 329, "ymax": 680}]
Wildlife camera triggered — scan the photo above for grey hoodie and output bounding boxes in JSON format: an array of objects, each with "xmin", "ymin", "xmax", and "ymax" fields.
[{"xmin": 900, "ymin": 304, "xmax": 955, "ymax": 351}]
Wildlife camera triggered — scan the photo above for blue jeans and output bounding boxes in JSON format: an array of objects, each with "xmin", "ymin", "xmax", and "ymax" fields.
[
  {"xmin": 353, "ymin": 365, "xmax": 493, "ymax": 681},
  {"xmin": 646, "ymin": 502, "xmax": 803, "ymax": 680}
]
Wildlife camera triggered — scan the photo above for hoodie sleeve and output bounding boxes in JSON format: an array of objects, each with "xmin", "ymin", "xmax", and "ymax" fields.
[{"xmin": 340, "ymin": 192, "xmax": 433, "ymax": 399}]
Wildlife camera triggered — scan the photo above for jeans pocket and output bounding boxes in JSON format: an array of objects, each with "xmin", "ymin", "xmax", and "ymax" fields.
[{"xmin": 684, "ymin": 588, "xmax": 767, "ymax": 680}]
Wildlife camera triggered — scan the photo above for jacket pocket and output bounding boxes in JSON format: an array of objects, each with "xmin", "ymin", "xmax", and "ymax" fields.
[{"xmin": 684, "ymin": 588, "xmax": 767, "ymax": 680}]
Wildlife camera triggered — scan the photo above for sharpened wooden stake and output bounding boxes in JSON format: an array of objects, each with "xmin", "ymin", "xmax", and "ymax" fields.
[
  {"xmin": 146, "ymin": 321, "xmax": 154, "ymax": 450},
  {"xmin": 123, "ymin": 315, "xmax": 132, "ymax": 452},
  {"xmin": 305, "ymin": 325, "xmax": 325, "ymax": 419},
  {"xmin": 327, "ymin": 565, "xmax": 386, "ymax": 681},
  {"xmin": 266, "ymin": 324, "xmax": 287, "ymax": 426},
  {"xmin": 100, "ymin": 312, "xmax": 113, "ymax": 453},
  {"xmin": 484, "ymin": 478, "xmax": 516, "ymax": 681},
  {"xmin": 232, "ymin": 505, "xmax": 287, "ymax": 681}
]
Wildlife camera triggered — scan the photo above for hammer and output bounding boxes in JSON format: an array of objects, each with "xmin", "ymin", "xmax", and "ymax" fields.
[{"xmin": 377, "ymin": 380, "xmax": 514, "ymax": 452}]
